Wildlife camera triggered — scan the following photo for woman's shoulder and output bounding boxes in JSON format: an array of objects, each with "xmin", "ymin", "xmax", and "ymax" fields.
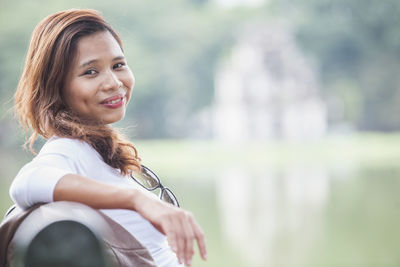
[{"xmin": 39, "ymin": 136, "xmax": 93, "ymax": 157}]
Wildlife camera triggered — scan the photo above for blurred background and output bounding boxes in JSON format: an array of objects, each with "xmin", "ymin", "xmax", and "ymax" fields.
[{"xmin": 1, "ymin": 0, "xmax": 400, "ymax": 266}]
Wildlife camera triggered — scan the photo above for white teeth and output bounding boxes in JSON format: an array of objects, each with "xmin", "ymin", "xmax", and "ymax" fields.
[{"xmin": 105, "ymin": 98, "xmax": 121, "ymax": 104}]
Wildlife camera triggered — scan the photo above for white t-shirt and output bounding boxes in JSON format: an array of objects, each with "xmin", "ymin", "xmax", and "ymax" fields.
[{"xmin": 9, "ymin": 136, "xmax": 181, "ymax": 267}]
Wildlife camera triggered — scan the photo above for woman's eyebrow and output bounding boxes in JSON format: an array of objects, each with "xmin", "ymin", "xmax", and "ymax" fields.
[
  {"xmin": 79, "ymin": 59, "xmax": 98, "ymax": 68},
  {"xmin": 113, "ymin": 56, "xmax": 125, "ymax": 61},
  {"xmin": 79, "ymin": 56, "xmax": 125, "ymax": 68}
]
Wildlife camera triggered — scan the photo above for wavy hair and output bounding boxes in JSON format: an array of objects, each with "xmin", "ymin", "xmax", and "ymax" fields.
[{"xmin": 14, "ymin": 9, "xmax": 140, "ymax": 175}]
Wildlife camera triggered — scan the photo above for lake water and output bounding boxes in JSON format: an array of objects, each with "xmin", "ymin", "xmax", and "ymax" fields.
[{"xmin": 171, "ymin": 164, "xmax": 400, "ymax": 267}]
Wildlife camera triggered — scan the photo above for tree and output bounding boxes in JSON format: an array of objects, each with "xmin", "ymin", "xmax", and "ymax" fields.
[{"xmin": 281, "ymin": 0, "xmax": 400, "ymax": 130}]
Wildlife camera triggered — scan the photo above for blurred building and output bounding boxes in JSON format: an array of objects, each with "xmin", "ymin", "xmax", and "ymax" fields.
[{"xmin": 213, "ymin": 24, "xmax": 327, "ymax": 142}]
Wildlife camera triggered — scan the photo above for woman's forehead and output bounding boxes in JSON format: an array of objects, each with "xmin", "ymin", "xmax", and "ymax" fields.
[{"xmin": 73, "ymin": 31, "xmax": 124, "ymax": 67}]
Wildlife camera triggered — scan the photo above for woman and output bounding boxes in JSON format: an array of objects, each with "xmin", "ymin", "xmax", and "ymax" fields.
[{"xmin": 9, "ymin": 9, "xmax": 206, "ymax": 267}]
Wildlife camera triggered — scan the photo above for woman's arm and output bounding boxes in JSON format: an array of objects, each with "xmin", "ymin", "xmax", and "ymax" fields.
[
  {"xmin": 54, "ymin": 174, "xmax": 207, "ymax": 267},
  {"xmin": 9, "ymin": 154, "xmax": 76, "ymax": 209}
]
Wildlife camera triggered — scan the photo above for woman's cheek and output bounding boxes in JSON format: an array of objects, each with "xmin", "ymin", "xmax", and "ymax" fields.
[
  {"xmin": 127, "ymin": 67, "xmax": 135, "ymax": 88},
  {"xmin": 126, "ymin": 72, "xmax": 135, "ymax": 104}
]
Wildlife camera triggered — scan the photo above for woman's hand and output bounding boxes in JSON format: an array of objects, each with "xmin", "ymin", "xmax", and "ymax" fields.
[{"xmin": 132, "ymin": 190, "xmax": 207, "ymax": 267}]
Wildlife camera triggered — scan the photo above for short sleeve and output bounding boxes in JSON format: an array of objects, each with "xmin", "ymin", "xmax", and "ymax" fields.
[{"xmin": 9, "ymin": 153, "xmax": 78, "ymax": 210}]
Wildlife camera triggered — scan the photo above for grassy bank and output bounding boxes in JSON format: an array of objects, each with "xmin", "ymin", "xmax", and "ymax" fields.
[{"xmin": 135, "ymin": 133, "xmax": 400, "ymax": 175}]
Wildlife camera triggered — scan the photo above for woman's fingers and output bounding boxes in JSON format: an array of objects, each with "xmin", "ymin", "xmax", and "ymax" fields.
[
  {"xmin": 181, "ymin": 212, "xmax": 195, "ymax": 266},
  {"xmin": 165, "ymin": 220, "xmax": 178, "ymax": 253},
  {"xmin": 175, "ymin": 210, "xmax": 207, "ymax": 266},
  {"xmin": 176, "ymin": 221, "xmax": 185, "ymax": 265},
  {"xmin": 163, "ymin": 209, "xmax": 199, "ymax": 266},
  {"xmin": 189, "ymin": 215, "xmax": 207, "ymax": 261},
  {"xmin": 162, "ymin": 209, "xmax": 186, "ymax": 265}
]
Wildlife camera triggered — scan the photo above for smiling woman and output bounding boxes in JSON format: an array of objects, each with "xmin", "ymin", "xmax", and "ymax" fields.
[
  {"xmin": 9, "ymin": 9, "xmax": 206, "ymax": 267},
  {"xmin": 63, "ymin": 31, "xmax": 134, "ymax": 124}
]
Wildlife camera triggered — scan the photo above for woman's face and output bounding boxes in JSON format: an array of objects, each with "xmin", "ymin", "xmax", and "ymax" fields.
[{"xmin": 63, "ymin": 30, "xmax": 134, "ymax": 124}]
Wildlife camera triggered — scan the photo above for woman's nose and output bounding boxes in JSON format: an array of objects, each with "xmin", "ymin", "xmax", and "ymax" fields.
[{"xmin": 102, "ymin": 70, "xmax": 122, "ymax": 91}]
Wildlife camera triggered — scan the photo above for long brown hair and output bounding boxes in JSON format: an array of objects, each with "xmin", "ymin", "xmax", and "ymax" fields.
[{"xmin": 14, "ymin": 9, "xmax": 140, "ymax": 175}]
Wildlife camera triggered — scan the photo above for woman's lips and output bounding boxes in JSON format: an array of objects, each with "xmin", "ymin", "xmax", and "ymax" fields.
[{"xmin": 101, "ymin": 95, "xmax": 125, "ymax": 109}]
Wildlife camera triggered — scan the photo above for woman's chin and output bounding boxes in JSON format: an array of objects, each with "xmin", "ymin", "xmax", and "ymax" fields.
[{"xmin": 102, "ymin": 113, "xmax": 125, "ymax": 125}]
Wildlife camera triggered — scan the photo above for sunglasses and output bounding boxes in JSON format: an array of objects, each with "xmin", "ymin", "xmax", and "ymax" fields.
[{"xmin": 130, "ymin": 165, "xmax": 180, "ymax": 207}]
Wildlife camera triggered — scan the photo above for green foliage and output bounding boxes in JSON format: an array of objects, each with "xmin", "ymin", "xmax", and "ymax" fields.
[{"xmin": 281, "ymin": 0, "xmax": 400, "ymax": 130}]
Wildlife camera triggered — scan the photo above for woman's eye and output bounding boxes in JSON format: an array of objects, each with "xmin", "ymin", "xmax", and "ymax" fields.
[
  {"xmin": 113, "ymin": 62, "xmax": 125, "ymax": 69},
  {"xmin": 83, "ymin": 69, "xmax": 97, "ymax": 75}
]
